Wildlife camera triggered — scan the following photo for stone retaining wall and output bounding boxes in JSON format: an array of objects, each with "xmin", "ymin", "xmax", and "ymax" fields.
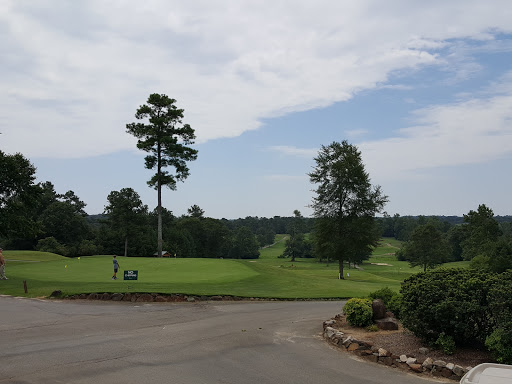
[{"xmin": 323, "ymin": 319, "xmax": 472, "ymax": 381}]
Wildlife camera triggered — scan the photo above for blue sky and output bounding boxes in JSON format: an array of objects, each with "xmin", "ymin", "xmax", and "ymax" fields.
[{"xmin": 2, "ymin": 1, "xmax": 512, "ymax": 218}]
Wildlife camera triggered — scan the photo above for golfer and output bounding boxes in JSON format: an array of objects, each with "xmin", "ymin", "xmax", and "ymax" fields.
[{"xmin": 112, "ymin": 255, "xmax": 120, "ymax": 280}]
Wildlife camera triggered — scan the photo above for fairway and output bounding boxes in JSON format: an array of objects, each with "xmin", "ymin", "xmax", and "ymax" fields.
[{"xmin": 0, "ymin": 238, "xmax": 469, "ymax": 299}]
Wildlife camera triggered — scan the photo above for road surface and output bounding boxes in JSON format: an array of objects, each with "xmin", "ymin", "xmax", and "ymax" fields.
[{"xmin": 0, "ymin": 296, "xmax": 437, "ymax": 383}]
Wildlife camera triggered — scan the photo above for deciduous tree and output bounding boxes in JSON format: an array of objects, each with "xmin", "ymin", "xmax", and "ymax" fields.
[
  {"xmin": 308, "ymin": 141, "xmax": 387, "ymax": 279},
  {"xmin": 104, "ymin": 188, "xmax": 148, "ymax": 257}
]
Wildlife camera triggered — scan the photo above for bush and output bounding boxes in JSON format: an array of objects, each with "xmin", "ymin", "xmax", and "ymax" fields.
[
  {"xmin": 387, "ymin": 293, "xmax": 403, "ymax": 319},
  {"xmin": 400, "ymin": 268, "xmax": 493, "ymax": 346},
  {"xmin": 368, "ymin": 287, "xmax": 395, "ymax": 306},
  {"xmin": 366, "ymin": 324, "xmax": 379, "ymax": 332},
  {"xmin": 36, "ymin": 237, "xmax": 67, "ymax": 255},
  {"xmin": 485, "ymin": 323, "xmax": 512, "ymax": 364},
  {"xmin": 343, "ymin": 298, "xmax": 373, "ymax": 327},
  {"xmin": 435, "ymin": 333, "xmax": 456, "ymax": 355}
]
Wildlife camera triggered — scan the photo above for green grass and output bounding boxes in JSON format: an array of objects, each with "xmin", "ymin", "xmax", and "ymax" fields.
[{"xmin": 0, "ymin": 236, "xmax": 470, "ymax": 299}]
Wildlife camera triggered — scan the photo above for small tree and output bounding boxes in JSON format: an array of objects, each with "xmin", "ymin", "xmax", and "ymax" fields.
[
  {"xmin": 127, "ymin": 94, "xmax": 198, "ymax": 257},
  {"xmin": 309, "ymin": 141, "xmax": 388, "ymax": 279},
  {"xmin": 398, "ymin": 222, "xmax": 449, "ymax": 272}
]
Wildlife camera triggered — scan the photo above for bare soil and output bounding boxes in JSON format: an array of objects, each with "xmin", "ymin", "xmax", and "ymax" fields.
[{"xmin": 334, "ymin": 316, "xmax": 493, "ymax": 368}]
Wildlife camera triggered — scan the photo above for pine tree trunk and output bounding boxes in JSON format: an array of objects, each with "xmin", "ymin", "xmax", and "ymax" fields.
[
  {"xmin": 124, "ymin": 237, "xmax": 128, "ymax": 257},
  {"xmin": 157, "ymin": 147, "xmax": 163, "ymax": 258},
  {"xmin": 338, "ymin": 258, "xmax": 344, "ymax": 279}
]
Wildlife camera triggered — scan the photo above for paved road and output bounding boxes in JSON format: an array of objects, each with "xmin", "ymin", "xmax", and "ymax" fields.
[{"xmin": 0, "ymin": 296, "xmax": 436, "ymax": 383}]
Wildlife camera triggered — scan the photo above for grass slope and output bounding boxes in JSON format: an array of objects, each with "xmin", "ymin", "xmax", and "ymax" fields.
[{"xmin": 0, "ymin": 237, "xmax": 469, "ymax": 299}]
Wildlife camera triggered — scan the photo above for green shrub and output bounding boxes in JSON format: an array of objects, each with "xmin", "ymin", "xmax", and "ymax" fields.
[
  {"xmin": 343, "ymin": 298, "xmax": 373, "ymax": 327},
  {"xmin": 368, "ymin": 286, "xmax": 395, "ymax": 306},
  {"xmin": 366, "ymin": 324, "xmax": 379, "ymax": 332},
  {"xmin": 36, "ymin": 237, "xmax": 67, "ymax": 255},
  {"xmin": 485, "ymin": 323, "xmax": 512, "ymax": 364},
  {"xmin": 387, "ymin": 293, "xmax": 402, "ymax": 319},
  {"xmin": 435, "ymin": 332, "xmax": 456, "ymax": 355},
  {"xmin": 400, "ymin": 268, "xmax": 493, "ymax": 346}
]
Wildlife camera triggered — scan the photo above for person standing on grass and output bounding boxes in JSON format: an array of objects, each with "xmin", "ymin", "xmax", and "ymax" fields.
[
  {"xmin": 0, "ymin": 248, "xmax": 7, "ymax": 280},
  {"xmin": 112, "ymin": 255, "xmax": 120, "ymax": 280}
]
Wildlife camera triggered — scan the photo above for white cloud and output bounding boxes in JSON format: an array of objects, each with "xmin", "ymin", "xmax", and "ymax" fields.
[
  {"xmin": 267, "ymin": 145, "xmax": 317, "ymax": 158},
  {"xmin": 360, "ymin": 74, "xmax": 512, "ymax": 181},
  {"xmin": 1, "ymin": 1, "xmax": 512, "ymax": 158}
]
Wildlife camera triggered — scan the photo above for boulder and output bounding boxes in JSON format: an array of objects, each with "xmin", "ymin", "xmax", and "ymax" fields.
[
  {"xmin": 122, "ymin": 293, "xmax": 132, "ymax": 301},
  {"xmin": 422, "ymin": 357, "xmax": 434, "ymax": 370},
  {"xmin": 101, "ymin": 293, "xmax": 112, "ymax": 300},
  {"xmin": 406, "ymin": 357, "xmax": 417, "ymax": 366},
  {"xmin": 453, "ymin": 365, "xmax": 465, "ymax": 377},
  {"xmin": 372, "ymin": 299, "xmax": 387, "ymax": 320},
  {"xmin": 375, "ymin": 317, "xmax": 399, "ymax": 330},
  {"xmin": 347, "ymin": 343, "xmax": 360, "ymax": 352},
  {"xmin": 409, "ymin": 364, "xmax": 423, "ymax": 373}
]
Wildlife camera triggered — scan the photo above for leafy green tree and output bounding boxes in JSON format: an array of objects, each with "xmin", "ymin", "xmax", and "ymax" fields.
[
  {"xmin": 462, "ymin": 204, "xmax": 502, "ymax": 261},
  {"xmin": 470, "ymin": 237, "xmax": 512, "ymax": 273},
  {"xmin": 0, "ymin": 151, "xmax": 42, "ymax": 246},
  {"xmin": 104, "ymin": 188, "xmax": 148, "ymax": 257},
  {"xmin": 127, "ymin": 93, "xmax": 198, "ymax": 258},
  {"xmin": 228, "ymin": 226, "xmax": 260, "ymax": 259},
  {"xmin": 308, "ymin": 141, "xmax": 388, "ymax": 279},
  {"xmin": 39, "ymin": 199, "xmax": 89, "ymax": 250},
  {"xmin": 397, "ymin": 222, "xmax": 449, "ymax": 271}
]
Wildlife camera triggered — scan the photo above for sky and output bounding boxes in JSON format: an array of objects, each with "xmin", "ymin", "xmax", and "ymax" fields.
[{"xmin": 1, "ymin": 1, "xmax": 512, "ymax": 219}]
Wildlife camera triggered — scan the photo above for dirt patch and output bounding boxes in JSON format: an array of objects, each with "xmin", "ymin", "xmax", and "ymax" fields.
[{"xmin": 334, "ymin": 316, "xmax": 493, "ymax": 368}]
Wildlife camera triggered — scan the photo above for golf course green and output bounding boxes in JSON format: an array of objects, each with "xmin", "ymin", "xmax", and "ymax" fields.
[{"xmin": 0, "ymin": 237, "xmax": 466, "ymax": 299}]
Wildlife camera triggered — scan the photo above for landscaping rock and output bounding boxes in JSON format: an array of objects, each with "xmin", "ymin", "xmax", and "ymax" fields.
[
  {"xmin": 372, "ymin": 299, "xmax": 387, "ymax": 320},
  {"xmin": 101, "ymin": 293, "xmax": 112, "ymax": 300},
  {"xmin": 409, "ymin": 364, "xmax": 423, "ymax": 373},
  {"xmin": 347, "ymin": 343, "xmax": 360, "ymax": 352},
  {"xmin": 50, "ymin": 290, "xmax": 62, "ymax": 298},
  {"xmin": 136, "ymin": 293, "xmax": 153, "ymax": 302},
  {"xmin": 418, "ymin": 347, "xmax": 429, "ymax": 355},
  {"xmin": 122, "ymin": 293, "xmax": 132, "ymax": 301},
  {"xmin": 378, "ymin": 348, "xmax": 391, "ymax": 357},
  {"xmin": 111, "ymin": 293, "xmax": 124, "ymax": 301},
  {"xmin": 433, "ymin": 360, "xmax": 447, "ymax": 368},
  {"xmin": 399, "ymin": 355, "xmax": 408, "ymax": 363},
  {"xmin": 375, "ymin": 317, "xmax": 399, "ymax": 330},
  {"xmin": 324, "ymin": 327, "xmax": 336, "ymax": 338},
  {"xmin": 422, "ymin": 357, "xmax": 434, "ymax": 370},
  {"xmin": 154, "ymin": 295, "xmax": 167, "ymax": 302},
  {"xmin": 406, "ymin": 357, "xmax": 417, "ymax": 366},
  {"xmin": 453, "ymin": 365, "xmax": 465, "ymax": 377},
  {"xmin": 379, "ymin": 356, "xmax": 394, "ymax": 366}
]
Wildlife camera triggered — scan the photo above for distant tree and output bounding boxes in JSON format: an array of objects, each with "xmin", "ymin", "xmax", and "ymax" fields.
[
  {"xmin": 127, "ymin": 93, "xmax": 198, "ymax": 258},
  {"xmin": 461, "ymin": 204, "xmax": 502, "ymax": 261},
  {"xmin": 308, "ymin": 141, "xmax": 388, "ymax": 279},
  {"xmin": 282, "ymin": 210, "xmax": 307, "ymax": 262},
  {"xmin": 187, "ymin": 204, "xmax": 205, "ymax": 218},
  {"xmin": 228, "ymin": 226, "xmax": 260, "ymax": 259},
  {"xmin": 470, "ymin": 237, "xmax": 512, "ymax": 273},
  {"xmin": 104, "ymin": 188, "xmax": 148, "ymax": 257},
  {"xmin": 397, "ymin": 222, "xmax": 449, "ymax": 272},
  {"xmin": 39, "ymin": 198, "xmax": 89, "ymax": 251}
]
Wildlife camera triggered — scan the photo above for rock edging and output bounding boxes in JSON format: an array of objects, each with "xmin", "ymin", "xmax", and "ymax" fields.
[{"xmin": 323, "ymin": 319, "xmax": 472, "ymax": 381}]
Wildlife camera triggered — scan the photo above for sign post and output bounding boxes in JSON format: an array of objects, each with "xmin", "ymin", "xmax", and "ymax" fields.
[{"xmin": 124, "ymin": 270, "xmax": 138, "ymax": 280}]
